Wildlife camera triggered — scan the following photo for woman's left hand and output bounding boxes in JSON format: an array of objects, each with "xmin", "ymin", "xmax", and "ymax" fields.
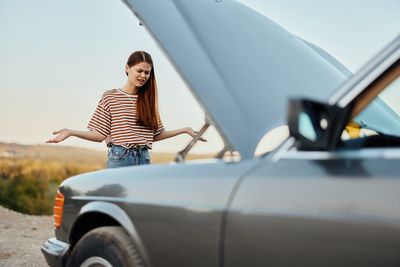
[{"xmin": 185, "ymin": 127, "xmax": 207, "ymax": 142}]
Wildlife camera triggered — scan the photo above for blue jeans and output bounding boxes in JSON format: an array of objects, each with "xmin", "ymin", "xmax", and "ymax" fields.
[{"xmin": 107, "ymin": 145, "xmax": 151, "ymax": 168}]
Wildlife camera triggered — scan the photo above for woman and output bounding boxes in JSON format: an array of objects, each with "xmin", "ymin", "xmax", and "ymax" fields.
[{"xmin": 46, "ymin": 51, "xmax": 205, "ymax": 168}]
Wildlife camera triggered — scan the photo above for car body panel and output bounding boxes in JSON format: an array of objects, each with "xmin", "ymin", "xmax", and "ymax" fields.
[
  {"xmin": 225, "ymin": 151, "xmax": 400, "ymax": 266},
  {"xmin": 122, "ymin": 0, "xmax": 350, "ymax": 158},
  {"xmin": 59, "ymin": 159, "xmax": 261, "ymax": 267}
]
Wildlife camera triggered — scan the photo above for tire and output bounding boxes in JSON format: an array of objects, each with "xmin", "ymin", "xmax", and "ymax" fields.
[{"xmin": 67, "ymin": 226, "xmax": 144, "ymax": 267}]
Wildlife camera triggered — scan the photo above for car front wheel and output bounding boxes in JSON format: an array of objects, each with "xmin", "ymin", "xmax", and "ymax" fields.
[{"xmin": 67, "ymin": 226, "xmax": 143, "ymax": 267}]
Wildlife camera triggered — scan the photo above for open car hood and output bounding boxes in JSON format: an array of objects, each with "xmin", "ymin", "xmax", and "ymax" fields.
[{"xmin": 123, "ymin": 0, "xmax": 351, "ymax": 159}]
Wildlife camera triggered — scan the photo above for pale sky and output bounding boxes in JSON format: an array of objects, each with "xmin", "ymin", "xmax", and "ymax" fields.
[{"xmin": 0, "ymin": 0, "xmax": 399, "ymax": 154}]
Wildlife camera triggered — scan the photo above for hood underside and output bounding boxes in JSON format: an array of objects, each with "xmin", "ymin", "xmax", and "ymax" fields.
[{"xmin": 123, "ymin": 0, "xmax": 351, "ymax": 158}]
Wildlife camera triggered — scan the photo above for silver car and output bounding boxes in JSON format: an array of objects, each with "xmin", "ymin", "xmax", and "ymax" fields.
[{"xmin": 42, "ymin": 0, "xmax": 400, "ymax": 266}]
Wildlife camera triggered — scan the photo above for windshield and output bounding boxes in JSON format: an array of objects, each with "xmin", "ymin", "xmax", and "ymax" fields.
[{"xmin": 353, "ymin": 76, "xmax": 400, "ymax": 138}]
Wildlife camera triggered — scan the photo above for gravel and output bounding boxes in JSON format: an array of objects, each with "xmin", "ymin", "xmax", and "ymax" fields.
[{"xmin": 0, "ymin": 206, "xmax": 53, "ymax": 267}]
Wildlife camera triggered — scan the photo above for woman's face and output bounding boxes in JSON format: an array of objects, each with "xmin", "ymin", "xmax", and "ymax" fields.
[{"xmin": 126, "ymin": 61, "xmax": 152, "ymax": 88}]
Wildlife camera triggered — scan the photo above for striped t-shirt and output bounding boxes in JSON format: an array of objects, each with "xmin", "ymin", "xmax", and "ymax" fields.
[{"xmin": 88, "ymin": 89, "xmax": 165, "ymax": 149}]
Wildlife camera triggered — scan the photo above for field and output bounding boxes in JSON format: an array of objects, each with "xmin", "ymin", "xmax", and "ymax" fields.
[{"xmin": 0, "ymin": 142, "xmax": 212, "ymax": 215}]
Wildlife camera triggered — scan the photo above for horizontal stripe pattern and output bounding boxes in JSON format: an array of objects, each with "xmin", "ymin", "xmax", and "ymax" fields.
[{"xmin": 88, "ymin": 89, "xmax": 164, "ymax": 149}]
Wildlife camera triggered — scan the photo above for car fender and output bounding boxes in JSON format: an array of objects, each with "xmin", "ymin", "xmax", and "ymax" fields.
[{"xmin": 73, "ymin": 201, "xmax": 152, "ymax": 267}]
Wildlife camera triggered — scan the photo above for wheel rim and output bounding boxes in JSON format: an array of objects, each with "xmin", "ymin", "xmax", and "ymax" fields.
[{"xmin": 80, "ymin": 256, "xmax": 113, "ymax": 267}]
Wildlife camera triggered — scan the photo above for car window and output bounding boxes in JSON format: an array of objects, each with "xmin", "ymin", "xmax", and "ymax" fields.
[
  {"xmin": 340, "ymin": 68, "xmax": 400, "ymax": 148},
  {"xmin": 380, "ymin": 76, "xmax": 400, "ymax": 115}
]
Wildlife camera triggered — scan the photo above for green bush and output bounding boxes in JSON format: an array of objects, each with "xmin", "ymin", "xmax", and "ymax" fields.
[
  {"xmin": 0, "ymin": 158, "xmax": 102, "ymax": 215},
  {"xmin": 0, "ymin": 176, "xmax": 57, "ymax": 215}
]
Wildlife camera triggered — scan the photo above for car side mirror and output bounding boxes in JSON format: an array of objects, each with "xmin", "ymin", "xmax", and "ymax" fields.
[{"xmin": 288, "ymin": 98, "xmax": 350, "ymax": 150}]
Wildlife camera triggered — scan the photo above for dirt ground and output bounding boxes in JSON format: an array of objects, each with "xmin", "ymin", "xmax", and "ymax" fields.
[{"xmin": 0, "ymin": 206, "xmax": 53, "ymax": 267}]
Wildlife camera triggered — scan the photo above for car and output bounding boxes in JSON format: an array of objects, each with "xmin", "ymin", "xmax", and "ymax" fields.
[{"xmin": 41, "ymin": 0, "xmax": 400, "ymax": 266}]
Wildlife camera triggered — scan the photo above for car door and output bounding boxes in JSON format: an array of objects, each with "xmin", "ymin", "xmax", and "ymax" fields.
[
  {"xmin": 223, "ymin": 47, "xmax": 400, "ymax": 266},
  {"xmin": 223, "ymin": 150, "xmax": 400, "ymax": 267}
]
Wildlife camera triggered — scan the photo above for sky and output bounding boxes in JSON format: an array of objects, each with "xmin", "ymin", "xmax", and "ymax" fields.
[{"xmin": 0, "ymin": 0, "xmax": 399, "ymax": 154}]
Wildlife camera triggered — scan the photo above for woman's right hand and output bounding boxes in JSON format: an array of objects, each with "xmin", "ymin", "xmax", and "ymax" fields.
[
  {"xmin": 185, "ymin": 127, "xmax": 207, "ymax": 142},
  {"xmin": 46, "ymin": 128, "xmax": 71, "ymax": 143}
]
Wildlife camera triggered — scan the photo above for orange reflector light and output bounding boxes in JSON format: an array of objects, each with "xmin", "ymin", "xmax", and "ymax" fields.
[{"xmin": 53, "ymin": 191, "xmax": 64, "ymax": 228}]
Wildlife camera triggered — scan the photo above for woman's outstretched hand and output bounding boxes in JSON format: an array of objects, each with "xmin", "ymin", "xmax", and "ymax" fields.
[
  {"xmin": 185, "ymin": 127, "xmax": 207, "ymax": 142},
  {"xmin": 46, "ymin": 129, "xmax": 71, "ymax": 143}
]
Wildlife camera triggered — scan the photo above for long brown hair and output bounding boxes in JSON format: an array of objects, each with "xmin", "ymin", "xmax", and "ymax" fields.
[{"xmin": 126, "ymin": 51, "xmax": 160, "ymax": 130}]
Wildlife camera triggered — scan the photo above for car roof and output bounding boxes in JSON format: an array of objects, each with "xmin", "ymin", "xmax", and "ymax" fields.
[{"xmin": 123, "ymin": 0, "xmax": 351, "ymax": 158}]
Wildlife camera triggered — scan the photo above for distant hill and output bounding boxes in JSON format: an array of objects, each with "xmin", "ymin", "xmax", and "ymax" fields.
[
  {"xmin": 0, "ymin": 142, "xmax": 107, "ymax": 166},
  {"xmin": 0, "ymin": 142, "xmax": 212, "ymax": 165}
]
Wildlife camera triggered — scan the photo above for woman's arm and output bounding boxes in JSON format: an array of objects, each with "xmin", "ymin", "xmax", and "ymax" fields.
[
  {"xmin": 153, "ymin": 127, "xmax": 206, "ymax": 142},
  {"xmin": 46, "ymin": 128, "xmax": 105, "ymax": 143}
]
